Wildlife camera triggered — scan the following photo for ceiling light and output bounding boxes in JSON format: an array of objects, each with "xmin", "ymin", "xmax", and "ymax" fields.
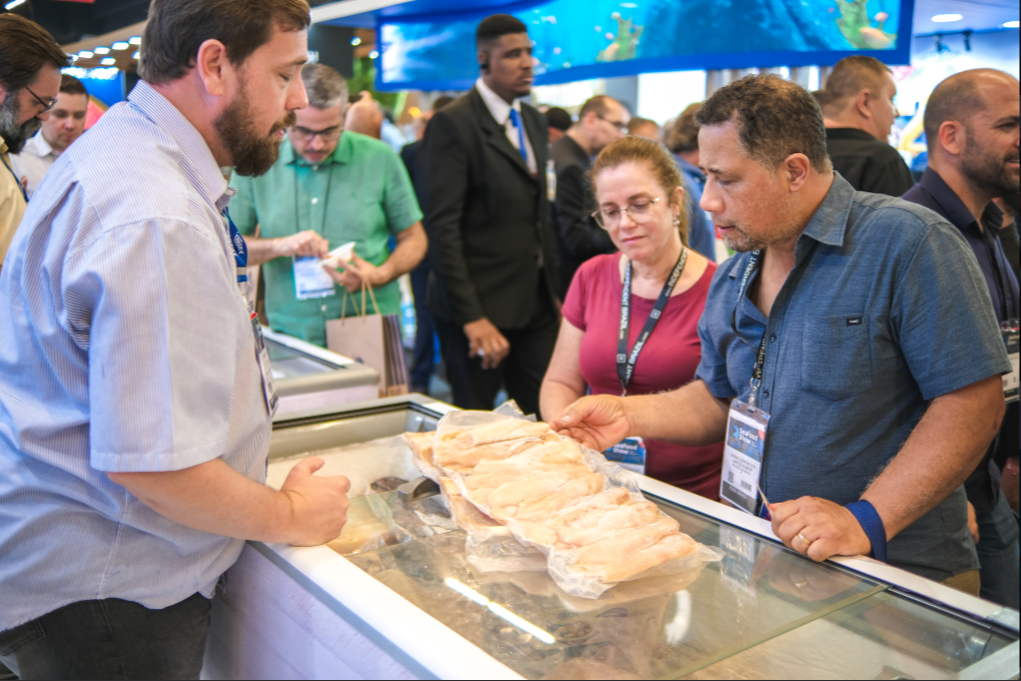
[
  {"xmin": 112, "ymin": 41, "xmax": 129, "ymax": 50},
  {"xmin": 1003, "ymin": 20, "xmax": 1020, "ymax": 28},
  {"xmin": 132, "ymin": 51, "xmax": 140, "ymax": 59},
  {"xmin": 369, "ymin": 50, "xmax": 379, "ymax": 59},
  {"xmin": 78, "ymin": 50, "xmax": 94, "ymax": 59},
  {"xmin": 94, "ymin": 46, "xmax": 111, "ymax": 54},
  {"xmin": 351, "ymin": 36, "xmax": 362, "ymax": 46},
  {"xmin": 4, "ymin": 0, "xmax": 26, "ymax": 9},
  {"xmin": 129, "ymin": 36, "xmax": 142, "ymax": 45},
  {"xmin": 100, "ymin": 57, "xmax": 116, "ymax": 66},
  {"xmin": 931, "ymin": 13, "xmax": 963, "ymax": 22}
]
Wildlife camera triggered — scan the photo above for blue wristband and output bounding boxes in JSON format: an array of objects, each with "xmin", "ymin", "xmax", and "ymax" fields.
[{"xmin": 845, "ymin": 500, "xmax": 887, "ymax": 563}]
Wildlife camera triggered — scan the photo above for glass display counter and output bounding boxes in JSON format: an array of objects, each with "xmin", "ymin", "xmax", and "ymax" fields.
[
  {"xmin": 203, "ymin": 396, "xmax": 1020, "ymax": 681},
  {"xmin": 261, "ymin": 326, "xmax": 380, "ymax": 414}
]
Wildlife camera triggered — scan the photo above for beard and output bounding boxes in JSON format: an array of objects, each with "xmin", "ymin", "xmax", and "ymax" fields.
[
  {"xmin": 0, "ymin": 90, "xmax": 42, "ymax": 155},
  {"xmin": 961, "ymin": 130, "xmax": 1020, "ymax": 197},
  {"xmin": 214, "ymin": 85, "xmax": 295, "ymax": 177},
  {"xmin": 720, "ymin": 185, "xmax": 804, "ymax": 253}
]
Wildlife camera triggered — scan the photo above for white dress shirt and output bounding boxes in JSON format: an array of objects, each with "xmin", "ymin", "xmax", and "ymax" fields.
[
  {"xmin": 10, "ymin": 132, "xmax": 59, "ymax": 199},
  {"xmin": 475, "ymin": 77, "xmax": 537, "ymax": 175}
]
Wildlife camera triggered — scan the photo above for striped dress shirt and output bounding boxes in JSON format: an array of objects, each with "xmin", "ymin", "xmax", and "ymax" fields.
[{"xmin": 0, "ymin": 81, "xmax": 271, "ymax": 631}]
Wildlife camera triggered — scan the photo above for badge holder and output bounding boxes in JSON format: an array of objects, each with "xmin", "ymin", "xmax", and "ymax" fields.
[
  {"xmin": 293, "ymin": 255, "xmax": 337, "ymax": 301},
  {"xmin": 1002, "ymin": 319, "xmax": 1019, "ymax": 404},
  {"xmin": 604, "ymin": 437, "xmax": 647, "ymax": 475},
  {"xmin": 721, "ymin": 397, "xmax": 769, "ymax": 515},
  {"xmin": 251, "ymin": 301, "xmax": 279, "ymax": 416}
]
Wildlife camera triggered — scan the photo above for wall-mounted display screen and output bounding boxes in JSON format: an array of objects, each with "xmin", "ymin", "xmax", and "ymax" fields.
[{"xmin": 378, "ymin": 0, "xmax": 912, "ymax": 91}]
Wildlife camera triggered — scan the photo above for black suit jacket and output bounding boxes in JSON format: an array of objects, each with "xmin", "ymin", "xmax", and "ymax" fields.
[
  {"xmin": 416, "ymin": 87, "xmax": 559, "ymax": 328},
  {"xmin": 551, "ymin": 134, "xmax": 616, "ymax": 298}
]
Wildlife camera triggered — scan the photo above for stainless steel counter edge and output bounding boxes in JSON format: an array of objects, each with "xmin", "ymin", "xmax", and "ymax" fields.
[
  {"xmin": 249, "ymin": 541, "xmax": 525, "ymax": 680},
  {"xmin": 635, "ymin": 476, "xmax": 1018, "ymax": 630},
  {"xmin": 261, "ymin": 325, "xmax": 356, "ymax": 366}
]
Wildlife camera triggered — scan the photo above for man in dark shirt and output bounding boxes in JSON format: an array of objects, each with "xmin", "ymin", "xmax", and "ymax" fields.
[
  {"xmin": 544, "ymin": 106, "xmax": 571, "ymax": 145},
  {"xmin": 903, "ymin": 68, "xmax": 1019, "ymax": 609},
  {"xmin": 815, "ymin": 55, "xmax": 914, "ymax": 196},
  {"xmin": 550, "ymin": 95, "xmax": 627, "ymax": 296}
]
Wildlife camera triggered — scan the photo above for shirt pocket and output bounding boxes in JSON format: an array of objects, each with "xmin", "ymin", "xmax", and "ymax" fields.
[{"xmin": 800, "ymin": 314, "xmax": 874, "ymax": 402}]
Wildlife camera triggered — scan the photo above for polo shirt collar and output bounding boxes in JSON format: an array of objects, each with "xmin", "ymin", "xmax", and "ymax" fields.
[
  {"xmin": 825, "ymin": 127, "xmax": 879, "ymax": 143},
  {"xmin": 127, "ymin": 81, "xmax": 231, "ymax": 211},
  {"xmin": 918, "ymin": 167, "xmax": 1003, "ymax": 235},
  {"xmin": 475, "ymin": 76, "xmax": 520, "ymax": 126},
  {"xmin": 801, "ymin": 172, "xmax": 855, "ymax": 248}
]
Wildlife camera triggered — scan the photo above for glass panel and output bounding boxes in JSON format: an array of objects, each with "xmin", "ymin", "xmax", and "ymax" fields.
[
  {"xmin": 266, "ymin": 340, "xmax": 336, "ymax": 378},
  {"xmin": 348, "ymin": 499, "xmax": 884, "ymax": 680},
  {"xmin": 682, "ymin": 590, "xmax": 1015, "ymax": 680}
]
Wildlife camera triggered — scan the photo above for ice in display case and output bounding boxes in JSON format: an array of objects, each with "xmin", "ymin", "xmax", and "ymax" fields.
[
  {"xmin": 262, "ymin": 326, "xmax": 380, "ymax": 414},
  {"xmin": 203, "ymin": 396, "xmax": 1020, "ymax": 680}
]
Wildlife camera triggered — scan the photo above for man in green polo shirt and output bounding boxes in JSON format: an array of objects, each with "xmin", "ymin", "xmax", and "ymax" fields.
[{"xmin": 231, "ymin": 63, "xmax": 426, "ymax": 347}]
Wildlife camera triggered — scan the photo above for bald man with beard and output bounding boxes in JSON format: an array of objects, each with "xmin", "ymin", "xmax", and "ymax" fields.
[{"xmin": 903, "ymin": 68, "xmax": 1020, "ymax": 610}]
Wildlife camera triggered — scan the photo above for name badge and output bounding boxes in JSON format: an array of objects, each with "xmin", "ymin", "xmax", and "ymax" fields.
[
  {"xmin": 721, "ymin": 399, "xmax": 769, "ymax": 515},
  {"xmin": 251, "ymin": 314, "xmax": 279, "ymax": 416},
  {"xmin": 546, "ymin": 159, "xmax": 557, "ymax": 202},
  {"xmin": 1003, "ymin": 321, "xmax": 1019, "ymax": 404},
  {"xmin": 293, "ymin": 256, "xmax": 336, "ymax": 301},
  {"xmin": 604, "ymin": 437, "xmax": 646, "ymax": 475}
]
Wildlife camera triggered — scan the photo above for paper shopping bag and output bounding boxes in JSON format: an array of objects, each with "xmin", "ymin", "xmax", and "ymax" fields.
[{"xmin": 326, "ymin": 283, "xmax": 408, "ymax": 398}]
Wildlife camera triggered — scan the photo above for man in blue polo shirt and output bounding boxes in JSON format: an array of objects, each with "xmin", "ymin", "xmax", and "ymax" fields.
[
  {"xmin": 903, "ymin": 68, "xmax": 1019, "ymax": 608},
  {"xmin": 555, "ymin": 74, "xmax": 1009, "ymax": 590}
]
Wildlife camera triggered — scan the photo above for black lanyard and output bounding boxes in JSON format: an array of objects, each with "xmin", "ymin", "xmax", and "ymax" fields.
[
  {"xmin": 617, "ymin": 248, "xmax": 688, "ymax": 396},
  {"xmin": 1, "ymin": 153, "xmax": 28, "ymax": 203},
  {"xmin": 730, "ymin": 250, "xmax": 768, "ymax": 406}
]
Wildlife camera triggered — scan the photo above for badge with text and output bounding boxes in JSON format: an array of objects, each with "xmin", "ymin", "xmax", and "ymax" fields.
[
  {"xmin": 604, "ymin": 437, "xmax": 647, "ymax": 475},
  {"xmin": 721, "ymin": 399, "xmax": 769, "ymax": 515},
  {"xmin": 251, "ymin": 314, "xmax": 279, "ymax": 416},
  {"xmin": 293, "ymin": 256, "xmax": 336, "ymax": 301},
  {"xmin": 1002, "ymin": 320, "xmax": 1019, "ymax": 404}
]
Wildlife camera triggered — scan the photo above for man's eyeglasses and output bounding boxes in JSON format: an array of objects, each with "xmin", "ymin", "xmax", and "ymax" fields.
[
  {"xmin": 25, "ymin": 86, "xmax": 57, "ymax": 114},
  {"xmin": 290, "ymin": 125, "xmax": 343, "ymax": 142},
  {"xmin": 596, "ymin": 114, "xmax": 627, "ymax": 131},
  {"xmin": 592, "ymin": 196, "xmax": 663, "ymax": 229}
]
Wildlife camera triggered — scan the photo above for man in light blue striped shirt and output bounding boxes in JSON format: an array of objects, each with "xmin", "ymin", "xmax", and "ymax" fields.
[{"xmin": 0, "ymin": 1, "xmax": 351, "ymax": 679}]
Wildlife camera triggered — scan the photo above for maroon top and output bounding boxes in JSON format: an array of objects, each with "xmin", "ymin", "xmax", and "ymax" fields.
[{"xmin": 562, "ymin": 252, "xmax": 724, "ymax": 500}]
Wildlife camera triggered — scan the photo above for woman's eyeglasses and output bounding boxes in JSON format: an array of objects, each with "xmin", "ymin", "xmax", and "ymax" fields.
[{"xmin": 591, "ymin": 196, "xmax": 663, "ymax": 229}]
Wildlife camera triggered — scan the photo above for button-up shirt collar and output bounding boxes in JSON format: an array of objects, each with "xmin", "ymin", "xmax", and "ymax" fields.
[
  {"xmin": 26, "ymin": 131, "xmax": 57, "ymax": 159},
  {"xmin": 127, "ymin": 81, "xmax": 233, "ymax": 213},
  {"xmin": 476, "ymin": 76, "xmax": 520, "ymax": 126},
  {"xmin": 916, "ymin": 167, "xmax": 1003, "ymax": 236}
]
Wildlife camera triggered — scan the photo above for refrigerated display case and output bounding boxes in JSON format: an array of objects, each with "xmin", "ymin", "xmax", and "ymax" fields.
[
  {"xmin": 203, "ymin": 396, "xmax": 1020, "ymax": 680},
  {"xmin": 262, "ymin": 326, "xmax": 380, "ymax": 414}
]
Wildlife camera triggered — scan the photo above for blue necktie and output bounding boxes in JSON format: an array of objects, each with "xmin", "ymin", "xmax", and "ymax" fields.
[{"xmin": 508, "ymin": 108, "xmax": 528, "ymax": 163}]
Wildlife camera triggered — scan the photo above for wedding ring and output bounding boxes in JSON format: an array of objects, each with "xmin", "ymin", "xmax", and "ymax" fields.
[{"xmin": 797, "ymin": 532, "xmax": 812, "ymax": 546}]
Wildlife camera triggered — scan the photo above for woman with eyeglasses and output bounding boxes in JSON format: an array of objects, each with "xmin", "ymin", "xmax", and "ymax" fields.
[{"xmin": 540, "ymin": 135, "xmax": 724, "ymax": 499}]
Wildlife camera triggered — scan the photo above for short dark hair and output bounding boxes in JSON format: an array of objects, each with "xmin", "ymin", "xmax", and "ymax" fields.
[
  {"xmin": 139, "ymin": 0, "xmax": 311, "ymax": 85},
  {"xmin": 545, "ymin": 106, "xmax": 572, "ymax": 131},
  {"xmin": 664, "ymin": 102, "xmax": 702, "ymax": 154},
  {"xmin": 432, "ymin": 95, "xmax": 455, "ymax": 112},
  {"xmin": 476, "ymin": 14, "xmax": 528, "ymax": 49},
  {"xmin": 922, "ymin": 70, "xmax": 988, "ymax": 145},
  {"xmin": 0, "ymin": 14, "xmax": 70, "ymax": 92},
  {"xmin": 697, "ymin": 74, "xmax": 831, "ymax": 173},
  {"xmin": 60, "ymin": 74, "xmax": 88, "ymax": 97}
]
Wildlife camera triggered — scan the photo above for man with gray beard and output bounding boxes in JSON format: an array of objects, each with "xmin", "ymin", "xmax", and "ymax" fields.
[{"xmin": 0, "ymin": 13, "xmax": 67, "ymax": 270}]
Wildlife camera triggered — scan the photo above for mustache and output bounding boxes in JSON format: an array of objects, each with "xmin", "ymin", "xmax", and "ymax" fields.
[{"xmin": 272, "ymin": 112, "xmax": 296, "ymax": 136}]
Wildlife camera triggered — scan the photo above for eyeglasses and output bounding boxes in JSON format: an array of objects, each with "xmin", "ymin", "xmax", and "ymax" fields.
[
  {"xmin": 290, "ymin": 125, "xmax": 343, "ymax": 142},
  {"xmin": 596, "ymin": 114, "xmax": 627, "ymax": 131},
  {"xmin": 25, "ymin": 86, "xmax": 57, "ymax": 114},
  {"xmin": 592, "ymin": 196, "xmax": 663, "ymax": 229}
]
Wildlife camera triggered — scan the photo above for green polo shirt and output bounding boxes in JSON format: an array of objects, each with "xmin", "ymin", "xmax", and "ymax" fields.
[{"xmin": 230, "ymin": 132, "xmax": 422, "ymax": 347}]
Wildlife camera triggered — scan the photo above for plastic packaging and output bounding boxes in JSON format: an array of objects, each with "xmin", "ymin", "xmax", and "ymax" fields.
[{"xmin": 414, "ymin": 402, "xmax": 722, "ymax": 599}]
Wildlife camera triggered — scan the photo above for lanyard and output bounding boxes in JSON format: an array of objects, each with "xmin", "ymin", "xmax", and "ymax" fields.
[
  {"xmin": 1, "ymin": 153, "xmax": 28, "ymax": 203},
  {"xmin": 730, "ymin": 251, "xmax": 768, "ymax": 406},
  {"xmin": 617, "ymin": 248, "xmax": 688, "ymax": 396},
  {"xmin": 223, "ymin": 207, "xmax": 248, "ymax": 285}
]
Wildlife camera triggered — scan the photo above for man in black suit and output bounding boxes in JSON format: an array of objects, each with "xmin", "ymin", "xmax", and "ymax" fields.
[
  {"xmin": 417, "ymin": 14, "xmax": 559, "ymax": 415},
  {"xmin": 551, "ymin": 95, "xmax": 629, "ymax": 297}
]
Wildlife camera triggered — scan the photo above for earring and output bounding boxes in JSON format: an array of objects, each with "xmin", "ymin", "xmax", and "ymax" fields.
[{"xmin": 673, "ymin": 214, "xmax": 681, "ymax": 227}]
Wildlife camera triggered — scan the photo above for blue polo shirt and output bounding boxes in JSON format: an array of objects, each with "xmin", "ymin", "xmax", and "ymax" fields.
[{"xmin": 695, "ymin": 173, "xmax": 1011, "ymax": 582}]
